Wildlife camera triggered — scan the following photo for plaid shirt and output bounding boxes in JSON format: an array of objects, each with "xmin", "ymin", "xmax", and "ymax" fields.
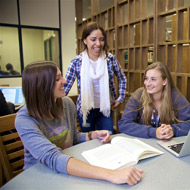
[{"xmin": 64, "ymin": 52, "xmax": 127, "ymax": 117}]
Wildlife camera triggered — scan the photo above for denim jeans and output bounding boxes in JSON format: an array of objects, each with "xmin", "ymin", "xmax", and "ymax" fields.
[{"xmin": 78, "ymin": 108, "xmax": 114, "ymax": 134}]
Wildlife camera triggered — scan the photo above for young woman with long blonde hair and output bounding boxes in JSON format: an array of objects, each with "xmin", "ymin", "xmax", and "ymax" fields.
[{"xmin": 119, "ymin": 62, "xmax": 190, "ymax": 139}]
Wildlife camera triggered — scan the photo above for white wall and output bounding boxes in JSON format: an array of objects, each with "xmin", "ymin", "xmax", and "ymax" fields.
[
  {"xmin": 22, "ymin": 29, "xmax": 45, "ymax": 65},
  {"xmin": 19, "ymin": 0, "xmax": 59, "ymax": 28},
  {"xmin": 0, "ymin": 0, "xmax": 78, "ymax": 95},
  {"xmin": 0, "ymin": 0, "xmax": 18, "ymax": 24},
  {"xmin": 61, "ymin": 0, "xmax": 77, "ymax": 95}
]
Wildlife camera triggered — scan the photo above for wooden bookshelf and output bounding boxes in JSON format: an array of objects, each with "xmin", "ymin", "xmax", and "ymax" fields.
[{"xmin": 75, "ymin": 0, "xmax": 190, "ymax": 129}]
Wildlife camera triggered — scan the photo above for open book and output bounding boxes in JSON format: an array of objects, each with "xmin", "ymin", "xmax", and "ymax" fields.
[{"xmin": 82, "ymin": 136, "xmax": 163, "ymax": 170}]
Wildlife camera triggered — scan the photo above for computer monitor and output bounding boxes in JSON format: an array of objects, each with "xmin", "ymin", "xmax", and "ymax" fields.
[{"xmin": 0, "ymin": 87, "xmax": 25, "ymax": 106}]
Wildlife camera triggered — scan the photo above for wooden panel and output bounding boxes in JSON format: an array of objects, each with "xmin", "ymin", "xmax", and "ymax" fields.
[
  {"xmin": 129, "ymin": 48, "xmax": 135, "ymax": 70},
  {"xmin": 142, "ymin": 20, "xmax": 148, "ymax": 45},
  {"xmin": 182, "ymin": 44, "xmax": 190, "ymax": 73},
  {"xmin": 124, "ymin": 25, "xmax": 128, "ymax": 46},
  {"xmin": 2, "ymin": 133, "xmax": 19, "ymax": 142},
  {"xmin": 135, "ymin": 0, "xmax": 140, "ymax": 20},
  {"xmin": 183, "ymin": 11, "xmax": 188, "ymax": 40},
  {"xmin": 5, "ymin": 141, "xmax": 23, "ymax": 151},
  {"xmin": 11, "ymin": 159, "xmax": 24, "ymax": 170},
  {"xmin": 129, "ymin": 24, "xmax": 135, "ymax": 46},
  {"xmin": 134, "ymin": 23, "xmax": 140, "ymax": 45},
  {"xmin": 8, "ymin": 149, "xmax": 24, "ymax": 160},
  {"xmin": 118, "ymin": 26, "xmax": 123, "ymax": 47},
  {"xmin": 157, "ymin": 0, "xmax": 166, "ymax": 13},
  {"xmin": 167, "ymin": 0, "xmax": 175, "ymax": 10},
  {"xmin": 129, "ymin": 0, "xmax": 135, "ymax": 22},
  {"xmin": 157, "ymin": 45, "xmax": 166, "ymax": 64},
  {"xmin": 91, "ymin": 0, "xmax": 99, "ymax": 15},
  {"xmin": 167, "ymin": 44, "xmax": 176, "ymax": 72},
  {"xmin": 141, "ymin": 0, "xmax": 147, "ymax": 18},
  {"xmin": 135, "ymin": 47, "xmax": 141, "ymax": 70},
  {"xmin": 148, "ymin": 18, "xmax": 154, "ymax": 44},
  {"xmin": 0, "ymin": 113, "xmax": 24, "ymax": 184},
  {"xmin": 142, "ymin": 47, "xmax": 148, "ymax": 70}
]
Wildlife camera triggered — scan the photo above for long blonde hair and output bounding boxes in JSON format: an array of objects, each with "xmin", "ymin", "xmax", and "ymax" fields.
[{"xmin": 141, "ymin": 62, "xmax": 177, "ymax": 125}]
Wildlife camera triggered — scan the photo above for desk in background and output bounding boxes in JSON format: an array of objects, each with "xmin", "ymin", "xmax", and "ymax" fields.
[{"xmin": 1, "ymin": 134, "xmax": 190, "ymax": 190}]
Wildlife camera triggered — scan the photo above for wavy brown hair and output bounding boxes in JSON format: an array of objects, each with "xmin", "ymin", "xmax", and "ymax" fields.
[
  {"xmin": 141, "ymin": 62, "xmax": 177, "ymax": 125},
  {"xmin": 82, "ymin": 22, "xmax": 109, "ymax": 57},
  {"xmin": 22, "ymin": 61, "xmax": 63, "ymax": 120}
]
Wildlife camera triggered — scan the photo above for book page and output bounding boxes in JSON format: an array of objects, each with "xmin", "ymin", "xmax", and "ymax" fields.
[
  {"xmin": 81, "ymin": 144, "xmax": 137, "ymax": 170},
  {"xmin": 111, "ymin": 136, "xmax": 163, "ymax": 160}
]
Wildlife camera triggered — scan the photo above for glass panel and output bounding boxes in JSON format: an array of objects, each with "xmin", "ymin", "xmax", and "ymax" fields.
[
  {"xmin": 99, "ymin": 0, "xmax": 114, "ymax": 12},
  {"xmin": 83, "ymin": 0, "xmax": 91, "ymax": 20},
  {"xmin": 147, "ymin": 0, "xmax": 154, "ymax": 17},
  {"xmin": 134, "ymin": 23, "xmax": 140, "ymax": 45},
  {"xmin": 165, "ymin": 15, "xmax": 173, "ymax": 42},
  {"xmin": 22, "ymin": 28, "xmax": 60, "ymax": 68},
  {"xmin": 167, "ymin": 0, "xmax": 176, "ymax": 10},
  {"xmin": 0, "ymin": 26, "xmax": 21, "ymax": 77},
  {"xmin": 184, "ymin": 0, "xmax": 190, "ymax": 6},
  {"xmin": 124, "ymin": 3, "xmax": 128, "ymax": 23}
]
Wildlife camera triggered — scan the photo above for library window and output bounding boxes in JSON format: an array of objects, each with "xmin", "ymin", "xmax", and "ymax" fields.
[
  {"xmin": 0, "ymin": 26, "xmax": 21, "ymax": 77},
  {"xmin": 22, "ymin": 28, "xmax": 60, "ymax": 68},
  {"xmin": 0, "ymin": 26, "xmax": 61, "ymax": 78}
]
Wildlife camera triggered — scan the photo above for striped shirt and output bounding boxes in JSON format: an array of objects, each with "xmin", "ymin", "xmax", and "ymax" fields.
[{"xmin": 64, "ymin": 52, "xmax": 127, "ymax": 117}]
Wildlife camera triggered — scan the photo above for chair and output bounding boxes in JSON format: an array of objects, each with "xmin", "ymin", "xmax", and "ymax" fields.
[
  {"xmin": 69, "ymin": 94, "xmax": 81, "ymax": 132},
  {"xmin": 0, "ymin": 113, "xmax": 24, "ymax": 184},
  {"xmin": 0, "ymin": 84, "xmax": 9, "ymax": 87}
]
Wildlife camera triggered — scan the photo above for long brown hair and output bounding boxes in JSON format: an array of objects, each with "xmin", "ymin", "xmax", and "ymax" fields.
[
  {"xmin": 82, "ymin": 22, "xmax": 109, "ymax": 56},
  {"xmin": 22, "ymin": 61, "xmax": 63, "ymax": 120},
  {"xmin": 141, "ymin": 62, "xmax": 177, "ymax": 125}
]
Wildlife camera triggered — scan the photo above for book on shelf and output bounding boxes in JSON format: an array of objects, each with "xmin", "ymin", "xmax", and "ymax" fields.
[{"xmin": 81, "ymin": 136, "xmax": 163, "ymax": 170}]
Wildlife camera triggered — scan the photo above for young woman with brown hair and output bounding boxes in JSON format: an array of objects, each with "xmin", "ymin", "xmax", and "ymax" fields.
[
  {"xmin": 64, "ymin": 22, "xmax": 126, "ymax": 134},
  {"xmin": 15, "ymin": 61, "xmax": 143, "ymax": 185}
]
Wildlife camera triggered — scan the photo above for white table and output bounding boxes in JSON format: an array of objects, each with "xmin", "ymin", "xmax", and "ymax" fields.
[{"xmin": 1, "ymin": 134, "xmax": 190, "ymax": 190}]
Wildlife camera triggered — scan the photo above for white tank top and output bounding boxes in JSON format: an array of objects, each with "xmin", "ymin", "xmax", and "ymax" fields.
[{"xmin": 90, "ymin": 59, "xmax": 100, "ymax": 108}]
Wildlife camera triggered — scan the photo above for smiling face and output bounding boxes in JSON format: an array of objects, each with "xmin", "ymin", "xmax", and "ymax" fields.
[
  {"xmin": 144, "ymin": 69, "xmax": 167, "ymax": 97},
  {"xmin": 83, "ymin": 29, "xmax": 105, "ymax": 61},
  {"xmin": 54, "ymin": 68, "xmax": 66, "ymax": 100}
]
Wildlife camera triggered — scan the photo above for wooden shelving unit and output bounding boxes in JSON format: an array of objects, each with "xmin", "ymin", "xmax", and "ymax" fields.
[{"xmin": 75, "ymin": 0, "xmax": 190, "ymax": 128}]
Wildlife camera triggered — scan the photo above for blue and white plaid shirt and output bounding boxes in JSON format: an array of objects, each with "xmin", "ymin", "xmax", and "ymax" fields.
[{"xmin": 64, "ymin": 52, "xmax": 127, "ymax": 117}]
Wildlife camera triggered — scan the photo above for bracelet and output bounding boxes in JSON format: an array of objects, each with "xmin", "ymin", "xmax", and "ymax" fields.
[{"xmin": 88, "ymin": 131, "xmax": 93, "ymax": 140}]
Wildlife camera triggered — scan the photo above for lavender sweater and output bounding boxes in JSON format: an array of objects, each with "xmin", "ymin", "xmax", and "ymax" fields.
[
  {"xmin": 118, "ymin": 88, "xmax": 190, "ymax": 138},
  {"xmin": 15, "ymin": 96, "xmax": 86, "ymax": 174}
]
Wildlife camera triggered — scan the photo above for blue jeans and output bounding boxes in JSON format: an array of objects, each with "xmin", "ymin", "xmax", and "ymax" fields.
[{"xmin": 78, "ymin": 108, "xmax": 114, "ymax": 134}]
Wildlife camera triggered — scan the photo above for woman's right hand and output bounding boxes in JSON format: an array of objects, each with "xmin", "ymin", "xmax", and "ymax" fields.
[{"xmin": 108, "ymin": 167, "xmax": 144, "ymax": 185}]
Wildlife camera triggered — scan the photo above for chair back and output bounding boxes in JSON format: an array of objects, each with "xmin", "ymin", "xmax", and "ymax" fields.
[
  {"xmin": 0, "ymin": 84, "xmax": 9, "ymax": 87},
  {"xmin": 0, "ymin": 113, "xmax": 24, "ymax": 183}
]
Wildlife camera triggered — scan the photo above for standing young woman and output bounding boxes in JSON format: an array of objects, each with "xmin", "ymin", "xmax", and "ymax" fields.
[
  {"xmin": 119, "ymin": 62, "xmax": 190, "ymax": 139},
  {"xmin": 64, "ymin": 22, "xmax": 126, "ymax": 134},
  {"xmin": 15, "ymin": 61, "xmax": 143, "ymax": 186}
]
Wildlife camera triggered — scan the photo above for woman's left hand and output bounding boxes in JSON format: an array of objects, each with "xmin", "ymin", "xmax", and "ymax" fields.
[{"xmin": 92, "ymin": 130, "xmax": 111, "ymax": 143}]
